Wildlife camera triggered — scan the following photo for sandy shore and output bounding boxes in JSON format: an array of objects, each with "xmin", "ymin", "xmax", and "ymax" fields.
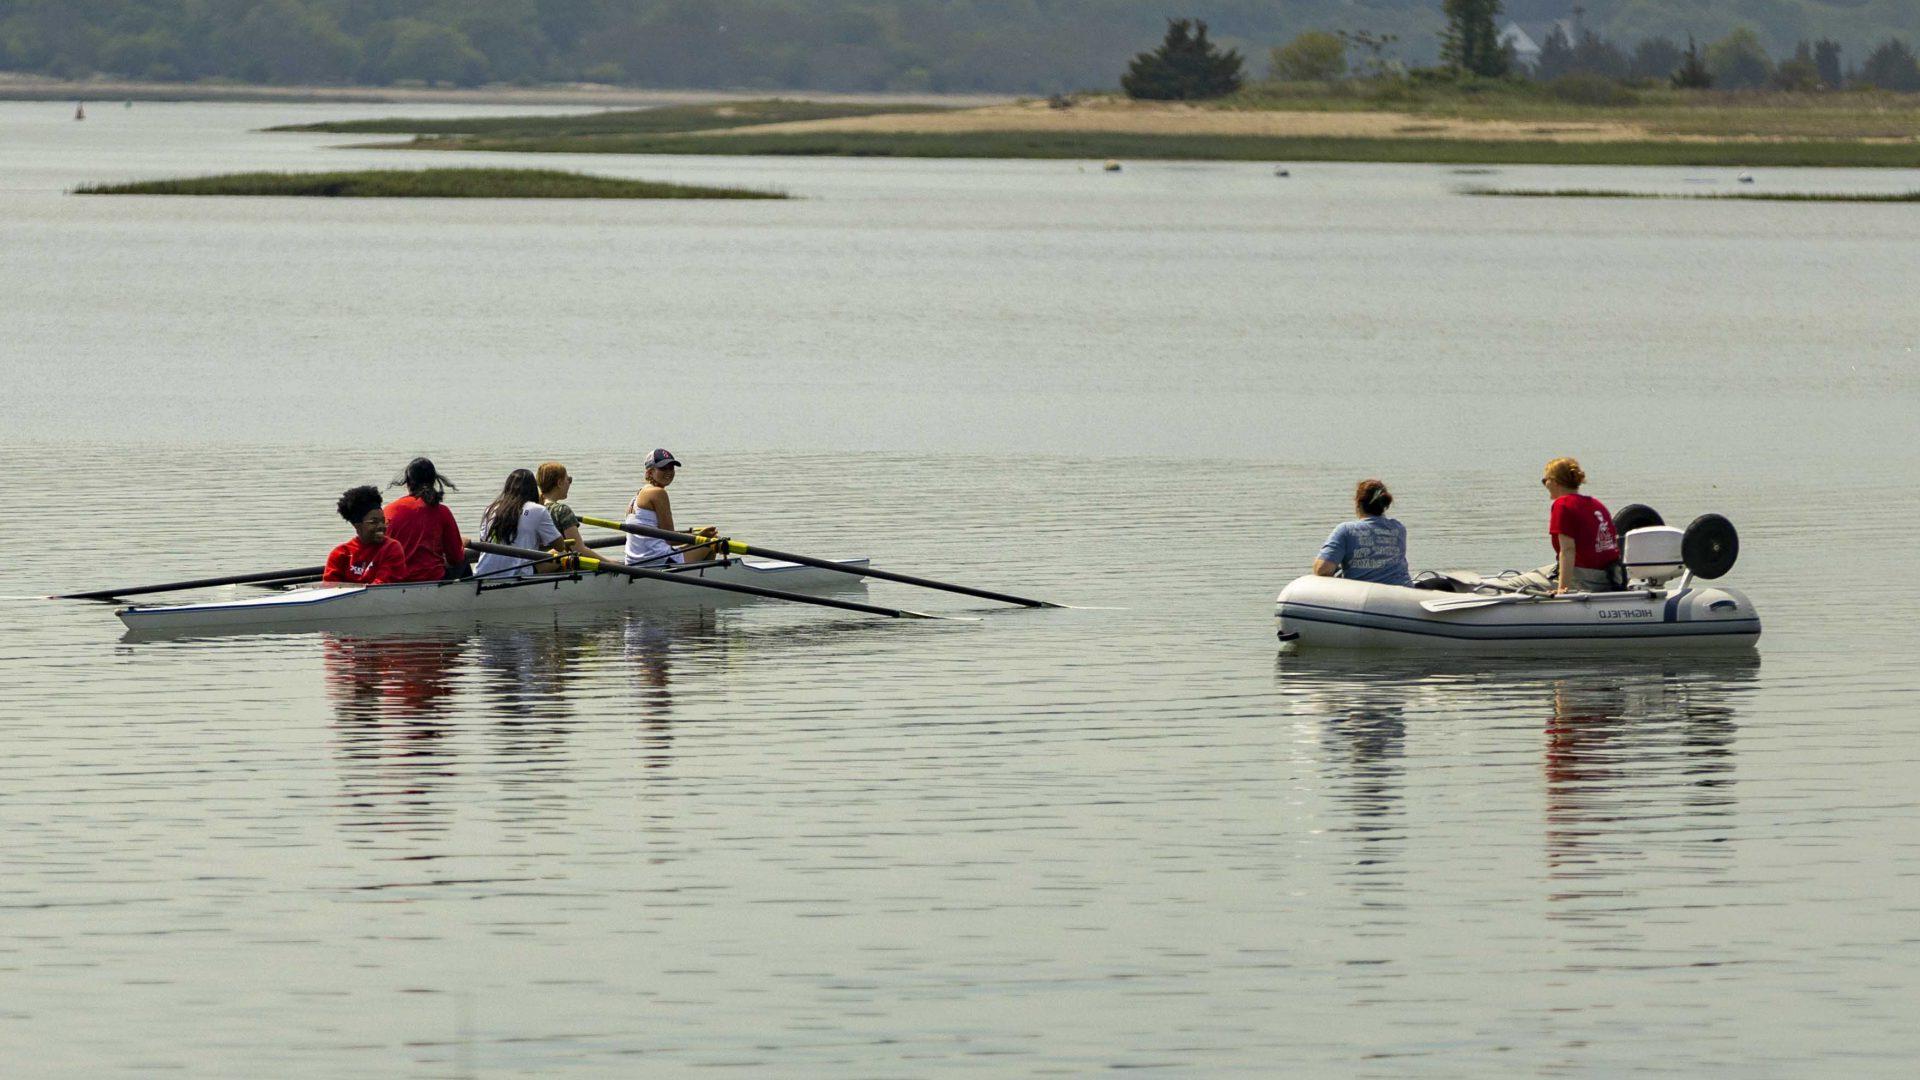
[
  {"xmin": 0, "ymin": 74, "xmax": 1009, "ymax": 109},
  {"xmin": 718, "ymin": 97, "xmax": 1656, "ymax": 143}
]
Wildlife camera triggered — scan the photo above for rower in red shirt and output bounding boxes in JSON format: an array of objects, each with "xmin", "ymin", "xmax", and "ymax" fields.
[
  {"xmin": 383, "ymin": 457, "xmax": 468, "ymax": 582},
  {"xmin": 324, "ymin": 485, "xmax": 409, "ymax": 585}
]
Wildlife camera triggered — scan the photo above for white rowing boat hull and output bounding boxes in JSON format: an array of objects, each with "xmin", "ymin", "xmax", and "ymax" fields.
[
  {"xmin": 118, "ymin": 558, "xmax": 869, "ymax": 636},
  {"xmin": 1274, "ymin": 575, "xmax": 1760, "ymax": 652}
]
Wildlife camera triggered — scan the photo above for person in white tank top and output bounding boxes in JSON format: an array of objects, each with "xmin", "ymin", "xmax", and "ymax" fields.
[{"xmin": 624, "ymin": 449, "xmax": 725, "ymax": 566}]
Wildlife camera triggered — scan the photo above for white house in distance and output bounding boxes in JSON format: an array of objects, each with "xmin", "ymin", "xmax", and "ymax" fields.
[
  {"xmin": 1499, "ymin": 17, "xmax": 1581, "ymax": 72},
  {"xmin": 1499, "ymin": 22, "xmax": 1542, "ymax": 69}
]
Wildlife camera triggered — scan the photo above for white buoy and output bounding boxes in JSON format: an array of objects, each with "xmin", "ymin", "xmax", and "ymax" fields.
[
  {"xmin": 1103, "ymin": 159, "xmax": 1122, "ymax": 172},
  {"xmin": 1738, "ymin": 172, "xmax": 1755, "ymax": 184}
]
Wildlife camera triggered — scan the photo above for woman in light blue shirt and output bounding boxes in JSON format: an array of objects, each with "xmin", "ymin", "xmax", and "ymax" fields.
[{"xmin": 1313, "ymin": 479, "xmax": 1412, "ymax": 587}]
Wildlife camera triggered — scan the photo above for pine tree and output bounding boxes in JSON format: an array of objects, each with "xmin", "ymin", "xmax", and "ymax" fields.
[
  {"xmin": 1440, "ymin": 0, "xmax": 1508, "ymax": 79},
  {"xmin": 1121, "ymin": 19, "xmax": 1244, "ymax": 100},
  {"xmin": 1672, "ymin": 36, "xmax": 1712, "ymax": 89},
  {"xmin": 1814, "ymin": 40, "xmax": 1844, "ymax": 89},
  {"xmin": 1858, "ymin": 38, "xmax": 1920, "ymax": 91},
  {"xmin": 1535, "ymin": 25, "xmax": 1573, "ymax": 81},
  {"xmin": 1774, "ymin": 42, "xmax": 1820, "ymax": 92}
]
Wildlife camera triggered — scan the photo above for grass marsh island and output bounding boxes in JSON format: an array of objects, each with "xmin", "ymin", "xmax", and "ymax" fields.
[
  {"xmin": 74, "ymin": 168, "xmax": 787, "ymax": 200},
  {"xmin": 284, "ymin": 91, "xmax": 1920, "ymax": 169},
  {"xmin": 1465, "ymin": 187, "xmax": 1920, "ymax": 202}
]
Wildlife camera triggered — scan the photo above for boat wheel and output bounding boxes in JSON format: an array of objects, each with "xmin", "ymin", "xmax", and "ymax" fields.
[
  {"xmin": 1682, "ymin": 514, "xmax": 1739, "ymax": 579},
  {"xmin": 1613, "ymin": 503, "xmax": 1664, "ymax": 535}
]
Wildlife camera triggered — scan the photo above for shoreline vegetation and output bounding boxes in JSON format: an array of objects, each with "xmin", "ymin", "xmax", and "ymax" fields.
[
  {"xmin": 269, "ymin": 99, "xmax": 949, "ymax": 136},
  {"xmin": 274, "ymin": 88, "xmax": 1920, "ymax": 168},
  {"xmin": 1465, "ymin": 187, "xmax": 1920, "ymax": 202},
  {"xmin": 405, "ymin": 132, "xmax": 1920, "ymax": 168},
  {"xmin": 72, "ymin": 168, "xmax": 787, "ymax": 199}
]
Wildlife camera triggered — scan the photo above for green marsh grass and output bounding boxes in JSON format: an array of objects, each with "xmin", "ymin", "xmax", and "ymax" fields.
[
  {"xmin": 1228, "ymin": 81, "xmax": 1920, "ymax": 140},
  {"xmin": 270, "ymin": 99, "xmax": 942, "ymax": 137},
  {"xmin": 426, "ymin": 131, "xmax": 1920, "ymax": 168},
  {"xmin": 1465, "ymin": 187, "xmax": 1920, "ymax": 202},
  {"xmin": 274, "ymin": 85, "xmax": 1920, "ymax": 168},
  {"xmin": 74, "ymin": 168, "xmax": 786, "ymax": 199}
]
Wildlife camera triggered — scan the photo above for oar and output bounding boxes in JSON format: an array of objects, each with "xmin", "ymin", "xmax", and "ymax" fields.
[
  {"xmin": 579, "ymin": 515, "xmax": 1059, "ymax": 609},
  {"xmin": 1420, "ymin": 593, "xmax": 1546, "ymax": 613},
  {"xmin": 102, "ymin": 537, "xmax": 632, "ymax": 598},
  {"xmin": 59, "ymin": 565, "xmax": 326, "ymax": 602},
  {"xmin": 463, "ymin": 540, "xmax": 956, "ymax": 620},
  {"xmin": 245, "ymin": 572, "xmax": 326, "ymax": 590}
]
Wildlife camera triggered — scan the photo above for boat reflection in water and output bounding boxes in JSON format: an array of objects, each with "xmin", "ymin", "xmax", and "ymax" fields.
[
  {"xmin": 318, "ymin": 606, "xmax": 895, "ymax": 835},
  {"xmin": 1276, "ymin": 652, "xmax": 1762, "ymax": 914},
  {"xmin": 320, "ymin": 607, "xmax": 728, "ymax": 834},
  {"xmin": 323, "ymin": 633, "xmax": 469, "ymax": 837}
]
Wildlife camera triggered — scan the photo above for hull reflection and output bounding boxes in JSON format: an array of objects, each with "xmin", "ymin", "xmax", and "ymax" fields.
[{"xmin": 1278, "ymin": 652, "xmax": 1762, "ymax": 916}]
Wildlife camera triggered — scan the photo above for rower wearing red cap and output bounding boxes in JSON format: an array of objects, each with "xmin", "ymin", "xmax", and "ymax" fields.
[{"xmin": 623, "ymin": 449, "xmax": 723, "ymax": 566}]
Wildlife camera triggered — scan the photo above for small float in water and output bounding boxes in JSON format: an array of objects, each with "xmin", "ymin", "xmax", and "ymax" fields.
[
  {"xmin": 1275, "ymin": 508, "xmax": 1759, "ymax": 652},
  {"xmin": 1103, "ymin": 159, "xmax": 1122, "ymax": 172}
]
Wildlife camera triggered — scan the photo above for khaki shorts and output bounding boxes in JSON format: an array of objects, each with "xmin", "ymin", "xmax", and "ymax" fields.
[{"xmin": 1502, "ymin": 563, "xmax": 1615, "ymax": 595}]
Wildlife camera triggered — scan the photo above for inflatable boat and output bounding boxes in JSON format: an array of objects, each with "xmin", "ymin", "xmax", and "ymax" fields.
[{"xmin": 1275, "ymin": 509, "xmax": 1760, "ymax": 652}]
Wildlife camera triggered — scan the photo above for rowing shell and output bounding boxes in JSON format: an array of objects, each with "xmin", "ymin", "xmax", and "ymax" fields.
[{"xmin": 118, "ymin": 557, "xmax": 868, "ymax": 636}]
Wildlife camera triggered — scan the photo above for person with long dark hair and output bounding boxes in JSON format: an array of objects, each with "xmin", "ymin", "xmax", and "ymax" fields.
[
  {"xmin": 1312, "ymin": 478, "xmax": 1412, "ymax": 587},
  {"xmin": 471, "ymin": 468, "xmax": 564, "ymax": 578},
  {"xmin": 384, "ymin": 457, "xmax": 467, "ymax": 581}
]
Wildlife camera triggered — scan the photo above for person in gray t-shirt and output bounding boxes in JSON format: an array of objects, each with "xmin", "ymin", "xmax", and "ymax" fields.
[{"xmin": 1313, "ymin": 479, "xmax": 1413, "ymax": 587}]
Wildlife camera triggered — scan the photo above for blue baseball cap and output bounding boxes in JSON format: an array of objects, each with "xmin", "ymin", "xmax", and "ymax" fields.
[{"xmin": 642, "ymin": 448, "xmax": 682, "ymax": 470}]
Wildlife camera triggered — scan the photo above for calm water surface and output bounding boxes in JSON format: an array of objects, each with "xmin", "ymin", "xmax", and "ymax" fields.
[{"xmin": 1, "ymin": 102, "xmax": 1916, "ymax": 1076}]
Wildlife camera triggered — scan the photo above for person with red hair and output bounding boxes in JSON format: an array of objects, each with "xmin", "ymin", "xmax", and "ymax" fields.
[{"xmin": 1520, "ymin": 457, "xmax": 1621, "ymax": 595}]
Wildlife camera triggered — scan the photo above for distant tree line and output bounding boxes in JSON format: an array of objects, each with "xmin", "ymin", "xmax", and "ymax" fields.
[
  {"xmin": 1518, "ymin": 23, "xmax": 1920, "ymax": 91},
  {"xmin": 5, "ymin": 1, "xmax": 1920, "ymax": 95},
  {"xmin": 1249, "ymin": 2, "xmax": 1920, "ymax": 96}
]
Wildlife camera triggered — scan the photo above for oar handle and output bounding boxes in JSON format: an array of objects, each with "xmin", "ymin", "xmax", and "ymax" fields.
[
  {"xmin": 581, "ymin": 515, "xmax": 743, "ymax": 554},
  {"xmin": 579, "ymin": 515, "xmax": 1058, "ymax": 609},
  {"xmin": 462, "ymin": 540, "xmax": 938, "ymax": 620}
]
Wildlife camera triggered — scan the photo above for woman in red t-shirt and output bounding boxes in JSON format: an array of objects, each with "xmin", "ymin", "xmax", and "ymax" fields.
[
  {"xmin": 1541, "ymin": 456, "xmax": 1619, "ymax": 594},
  {"xmin": 324, "ymin": 485, "xmax": 409, "ymax": 585},
  {"xmin": 383, "ymin": 457, "xmax": 468, "ymax": 582}
]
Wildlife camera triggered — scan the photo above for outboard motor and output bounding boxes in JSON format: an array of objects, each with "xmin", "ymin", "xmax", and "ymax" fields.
[
  {"xmin": 1622, "ymin": 514, "xmax": 1740, "ymax": 585},
  {"xmin": 1622, "ymin": 526, "xmax": 1686, "ymax": 584}
]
